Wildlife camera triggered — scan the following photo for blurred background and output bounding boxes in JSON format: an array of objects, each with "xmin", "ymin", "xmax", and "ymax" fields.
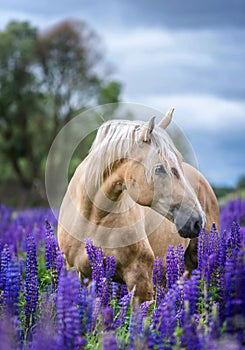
[{"xmin": 0, "ymin": 1, "xmax": 245, "ymax": 207}]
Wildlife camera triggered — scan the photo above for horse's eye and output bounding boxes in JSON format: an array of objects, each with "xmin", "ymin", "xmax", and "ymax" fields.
[
  {"xmin": 171, "ymin": 167, "xmax": 180, "ymax": 179},
  {"xmin": 155, "ymin": 164, "xmax": 166, "ymax": 175}
]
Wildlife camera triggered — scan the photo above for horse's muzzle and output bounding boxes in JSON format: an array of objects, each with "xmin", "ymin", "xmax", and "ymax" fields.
[{"xmin": 176, "ymin": 215, "xmax": 203, "ymax": 239}]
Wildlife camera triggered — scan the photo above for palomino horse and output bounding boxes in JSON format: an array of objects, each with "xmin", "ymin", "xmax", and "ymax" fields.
[{"xmin": 58, "ymin": 109, "xmax": 219, "ymax": 303}]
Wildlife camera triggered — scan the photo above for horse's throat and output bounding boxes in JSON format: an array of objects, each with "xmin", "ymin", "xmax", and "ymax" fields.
[{"xmin": 85, "ymin": 180, "xmax": 130, "ymax": 223}]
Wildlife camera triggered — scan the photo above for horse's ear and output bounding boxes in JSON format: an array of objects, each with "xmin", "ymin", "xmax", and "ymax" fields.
[
  {"xmin": 158, "ymin": 108, "xmax": 174, "ymax": 129},
  {"xmin": 139, "ymin": 115, "xmax": 156, "ymax": 143}
]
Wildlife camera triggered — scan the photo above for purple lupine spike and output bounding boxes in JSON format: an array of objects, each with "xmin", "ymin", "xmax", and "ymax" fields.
[
  {"xmin": 78, "ymin": 284, "xmax": 88, "ymax": 334},
  {"xmin": 151, "ymin": 287, "xmax": 179, "ymax": 348},
  {"xmin": 85, "ymin": 281, "xmax": 97, "ymax": 333},
  {"xmin": 114, "ymin": 287, "xmax": 135, "ymax": 328},
  {"xmin": 198, "ymin": 228, "xmax": 208, "ymax": 273},
  {"xmin": 105, "ymin": 256, "xmax": 116, "ymax": 279},
  {"xmin": 153, "ymin": 257, "xmax": 163, "ymax": 286},
  {"xmin": 25, "ymin": 231, "xmax": 39, "ymax": 330},
  {"xmin": 57, "ymin": 269, "xmax": 82, "ymax": 350},
  {"xmin": 4, "ymin": 259, "xmax": 21, "ymax": 316},
  {"xmin": 56, "ymin": 250, "xmax": 65, "ymax": 278},
  {"xmin": 128, "ymin": 306, "xmax": 146, "ymax": 349},
  {"xmin": 0, "ymin": 316, "xmax": 19, "ymax": 350},
  {"xmin": 102, "ymin": 332, "xmax": 118, "ymax": 350},
  {"xmin": 231, "ymin": 221, "xmax": 241, "ymax": 251},
  {"xmin": 181, "ymin": 303, "xmax": 201, "ymax": 350},
  {"xmin": 175, "ymin": 244, "xmax": 185, "ymax": 279},
  {"xmin": 208, "ymin": 302, "xmax": 220, "ymax": 341},
  {"xmin": 30, "ymin": 306, "xmax": 58, "ymax": 350},
  {"xmin": 0, "ymin": 244, "xmax": 11, "ymax": 290},
  {"xmin": 98, "ymin": 277, "xmax": 109, "ymax": 306},
  {"xmin": 128, "ymin": 308, "xmax": 137, "ymax": 348},
  {"xmin": 224, "ymin": 250, "xmax": 245, "ymax": 343},
  {"xmin": 183, "ymin": 269, "xmax": 201, "ymax": 317},
  {"xmin": 181, "ymin": 271, "xmax": 202, "ymax": 350},
  {"xmin": 102, "ymin": 306, "xmax": 115, "ymax": 331},
  {"xmin": 105, "ymin": 256, "xmax": 116, "ymax": 305},
  {"xmin": 84, "ymin": 238, "xmax": 99, "ymax": 266},
  {"xmin": 204, "ymin": 253, "xmax": 216, "ymax": 287},
  {"xmin": 119, "ymin": 284, "xmax": 128, "ymax": 299},
  {"xmin": 84, "ymin": 239, "xmax": 105, "ymax": 297},
  {"xmin": 111, "ymin": 282, "xmax": 120, "ymax": 301},
  {"xmin": 153, "ymin": 257, "xmax": 164, "ymax": 305},
  {"xmin": 45, "ymin": 220, "xmax": 59, "ymax": 291},
  {"xmin": 166, "ymin": 245, "xmax": 178, "ymax": 289}
]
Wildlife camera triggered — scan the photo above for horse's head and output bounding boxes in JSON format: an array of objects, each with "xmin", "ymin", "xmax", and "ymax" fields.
[{"xmin": 125, "ymin": 109, "xmax": 205, "ymax": 239}]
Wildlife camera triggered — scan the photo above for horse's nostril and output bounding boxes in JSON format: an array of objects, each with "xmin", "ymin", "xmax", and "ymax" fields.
[{"xmin": 193, "ymin": 219, "xmax": 202, "ymax": 234}]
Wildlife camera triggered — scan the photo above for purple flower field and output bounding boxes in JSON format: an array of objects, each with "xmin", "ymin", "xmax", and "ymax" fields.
[{"xmin": 0, "ymin": 199, "xmax": 245, "ymax": 349}]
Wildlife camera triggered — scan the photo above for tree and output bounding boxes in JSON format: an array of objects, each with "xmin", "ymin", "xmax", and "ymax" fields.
[
  {"xmin": 236, "ymin": 175, "xmax": 245, "ymax": 190},
  {"xmin": 0, "ymin": 20, "xmax": 121, "ymax": 194},
  {"xmin": 37, "ymin": 20, "xmax": 106, "ymax": 141},
  {"xmin": 0, "ymin": 21, "xmax": 42, "ymax": 187}
]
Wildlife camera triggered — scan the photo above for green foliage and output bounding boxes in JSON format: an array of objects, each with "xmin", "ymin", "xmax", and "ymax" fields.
[
  {"xmin": 212, "ymin": 185, "xmax": 234, "ymax": 199},
  {"xmin": 237, "ymin": 175, "xmax": 245, "ymax": 190},
  {"xmin": 0, "ymin": 20, "xmax": 121, "ymax": 200},
  {"xmin": 98, "ymin": 81, "xmax": 122, "ymax": 105}
]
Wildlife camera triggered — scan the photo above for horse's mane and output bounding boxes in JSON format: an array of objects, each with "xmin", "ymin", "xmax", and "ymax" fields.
[{"xmin": 82, "ymin": 119, "xmax": 182, "ymax": 187}]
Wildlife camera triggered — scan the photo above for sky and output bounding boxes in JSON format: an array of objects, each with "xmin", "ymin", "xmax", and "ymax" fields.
[{"xmin": 1, "ymin": 0, "xmax": 245, "ymax": 186}]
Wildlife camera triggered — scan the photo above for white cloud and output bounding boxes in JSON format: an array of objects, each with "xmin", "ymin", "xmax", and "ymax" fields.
[{"xmin": 141, "ymin": 94, "xmax": 245, "ymax": 132}]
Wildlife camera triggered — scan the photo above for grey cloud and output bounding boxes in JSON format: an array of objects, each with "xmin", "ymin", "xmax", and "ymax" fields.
[
  {"xmin": 110, "ymin": 28, "xmax": 245, "ymax": 101},
  {"xmin": 124, "ymin": 0, "xmax": 245, "ymax": 29},
  {"xmin": 1, "ymin": 0, "xmax": 245, "ymax": 30}
]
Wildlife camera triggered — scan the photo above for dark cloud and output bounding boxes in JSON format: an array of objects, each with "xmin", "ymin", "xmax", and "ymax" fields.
[
  {"xmin": 124, "ymin": 0, "xmax": 245, "ymax": 29},
  {"xmin": 114, "ymin": 28, "xmax": 245, "ymax": 102},
  {"xmin": 1, "ymin": 0, "xmax": 245, "ymax": 30}
]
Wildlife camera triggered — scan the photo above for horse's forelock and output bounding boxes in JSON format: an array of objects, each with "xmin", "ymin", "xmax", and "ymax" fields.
[{"xmin": 83, "ymin": 120, "xmax": 182, "ymax": 186}]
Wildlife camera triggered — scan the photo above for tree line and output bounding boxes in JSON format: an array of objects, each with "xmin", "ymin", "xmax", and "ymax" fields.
[{"xmin": 0, "ymin": 20, "xmax": 121, "ymax": 203}]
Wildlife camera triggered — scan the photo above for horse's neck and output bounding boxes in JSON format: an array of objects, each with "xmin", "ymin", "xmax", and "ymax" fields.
[
  {"xmin": 77, "ymin": 161, "xmax": 133, "ymax": 223},
  {"xmin": 61, "ymin": 159, "xmax": 147, "ymax": 247}
]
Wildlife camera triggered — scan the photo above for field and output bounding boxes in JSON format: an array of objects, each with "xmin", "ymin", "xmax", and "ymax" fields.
[{"xmin": 0, "ymin": 198, "xmax": 245, "ymax": 349}]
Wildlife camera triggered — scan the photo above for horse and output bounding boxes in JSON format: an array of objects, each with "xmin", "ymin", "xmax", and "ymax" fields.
[{"xmin": 58, "ymin": 109, "xmax": 219, "ymax": 303}]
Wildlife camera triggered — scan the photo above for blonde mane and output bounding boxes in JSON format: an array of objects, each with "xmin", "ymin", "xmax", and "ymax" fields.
[{"xmin": 82, "ymin": 119, "xmax": 182, "ymax": 187}]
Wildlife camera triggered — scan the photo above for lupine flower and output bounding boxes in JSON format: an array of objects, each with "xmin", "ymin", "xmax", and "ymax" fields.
[
  {"xmin": 151, "ymin": 287, "xmax": 179, "ymax": 348},
  {"xmin": 85, "ymin": 239, "xmax": 116, "ymax": 305},
  {"xmin": 208, "ymin": 302, "xmax": 221, "ymax": 341},
  {"xmin": 183, "ymin": 270, "xmax": 201, "ymax": 317},
  {"xmin": 181, "ymin": 300, "xmax": 201, "ymax": 350},
  {"xmin": 4, "ymin": 259, "xmax": 21, "ymax": 316},
  {"xmin": 128, "ymin": 307, "xmax": 146, "ymax": 349},
  {"xmin": 45, "ymin": 220, "xmax": 59, "ymax": 291},
  {"xmin": 114, "ymin": 287, "xmax": 135, "ymax": 328},
  {"xmin": 57, "ymin": 269, "xmax": 82, "ymax": 350},
  {"xmin": 227, "ymin": 222, "xmax": 241, "ymax": 257},
  {"xmin": 0, "ymin": 244, "xmax": 11, "ymax": 291},
  {"xmin": 0, "ymin": 198, "xmax": 244, "ymax": 349},
  {"xmin": 25, "ymin": 231, "xmax": 39, "ymax": 330},
  {"xmin": 223, "ymin": 250, "xmax": 245, "ymax": 344},
  {"xmin": 103, "ymin": 332, "xmax": 118, "ymax": 350},
  {"xmin": 102, "ymin": 306, "xmax": 115, "ymax": 331},
  {"xmin": 153, "ymin": 257, "xmax": 164, "ymax": 304},
  {"xmin": 176, "ymin": 244, "xmax": 185, "ymax": 279},
  {"xmin": 166, "ymin": 245, "xmax": 178, "ymax": 289},
  {"xmin": 84, "ymin": 239, "xmax": 104, "ymax": 290},
  {"xmin": 30, "ymin": 307, "xmax": 58, "ymax": 350},
  {"xmin": 198, "ymin": 228, "xmax": 208, "ymax": 273}
]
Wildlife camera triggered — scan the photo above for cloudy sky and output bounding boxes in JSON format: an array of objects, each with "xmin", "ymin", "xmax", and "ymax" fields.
[{"xmin": 1, "ymin": 0, "xmax": 245, "ymax": 186}]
